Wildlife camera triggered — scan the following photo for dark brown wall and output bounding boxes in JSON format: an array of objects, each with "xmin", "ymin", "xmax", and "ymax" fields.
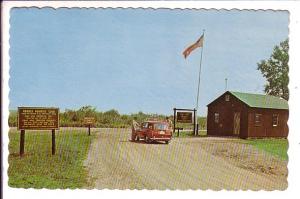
[
  {"xmin": 247, "ymin": 108, "xmax": 288, "ymax": 138},
  {"xmin": 207, "ymin": 92, "xmax": 289, "ymax": 138},
  {"xmin": 207, "ymin": 92, "xmax": 249, "ymax": 137}
]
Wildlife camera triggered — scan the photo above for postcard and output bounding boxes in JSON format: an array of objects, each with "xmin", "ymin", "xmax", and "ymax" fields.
[{"xmin": 2, "ymin": 1, "xmax": 300, "ymax": 199}]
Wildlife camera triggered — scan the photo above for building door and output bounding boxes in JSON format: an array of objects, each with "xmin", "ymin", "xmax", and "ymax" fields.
[{"xmin": 233, "ymin": 112, "xmax": 240, "ymax": 135}]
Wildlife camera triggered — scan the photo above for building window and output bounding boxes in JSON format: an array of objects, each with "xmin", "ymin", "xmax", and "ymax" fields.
[
  {"xmin": 214, "ymin": 113, "xmax": 219, "ymax": 123},
  {"xmin": 255, "ymin": 114, "xmax": 262, "ymax": 126},
  {"xmin": 225, "ymin": 94, "xmax": 230, "ymax": 101},
  {"xmin": 272, "ymin": 114, "xmax": 279, "ymax": 127}
]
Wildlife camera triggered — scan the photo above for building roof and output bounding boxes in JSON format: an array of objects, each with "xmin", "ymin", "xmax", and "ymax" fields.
[{"xmin": 229, "ymin": 91, "xmax": 288, "ymax": 110}]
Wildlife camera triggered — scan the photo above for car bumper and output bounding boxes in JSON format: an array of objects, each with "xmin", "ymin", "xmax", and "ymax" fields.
[{"xmin": 149, "ymin": 136, "xmax": 171, "ymax": 141}]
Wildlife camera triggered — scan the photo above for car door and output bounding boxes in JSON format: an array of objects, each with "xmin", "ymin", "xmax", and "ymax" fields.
[{"xmin": 139, "ymin": 122, "xmax": 148, "ymax": 138}]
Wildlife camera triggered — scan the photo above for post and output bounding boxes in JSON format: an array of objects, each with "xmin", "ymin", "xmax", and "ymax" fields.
[
  {"xmin": 173, "ymin": 108, "xmax": 176, "ymax": 134},
  {"xmin": 52, "ymin": 129, "xmax": 55, "ymax": 155},
  {"xmin": 88, "ymin": 124, "xmax": 91, "ymax": 136},
  {"xmin": 20, "ymin": 130, "xmax": 25, "ymax": 156},
  {"xmin": 193, "ymin": 109, "xmax": 197, "ymax": 136},
  {"xmin": 225, "ymin": 78, "xmax": 228, "ymax": 91},
  {"xmin": 195, "ymin": 30, "xmax": 205, "ymax": 136},
  {"xmin": 196, "ymin": 30, "xmax": 205, "ymax": 111}
]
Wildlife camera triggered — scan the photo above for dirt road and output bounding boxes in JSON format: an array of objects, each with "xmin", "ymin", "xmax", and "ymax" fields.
[{"xmin": 84, "ymin": 129, "xmax": 287, "ymax": 190}]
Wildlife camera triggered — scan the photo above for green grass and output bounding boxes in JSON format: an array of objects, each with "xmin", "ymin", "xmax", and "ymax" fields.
[
  {"xmin": 242, "ymin": 138, "xmax": 288, "ymax": 160},
  {"xmin": 8, "ymin": 129, "xmax": 94, "ymax": 189},
  {"xmin": 174, "ymin": 130, "xmax": 207, "ymax": 137},
  {"xmin": 175, "ymin": 130, "xmax": 287, "ymax": 160}
]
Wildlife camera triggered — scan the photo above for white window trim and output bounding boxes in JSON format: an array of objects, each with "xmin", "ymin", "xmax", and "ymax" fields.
[
  {"xmin": 272, "ymin": 114, "xmax": 279, "ymax": 127},
  {"xmin": 255, "ymin": 113, "xmax": 262, "ymax": 126},
  {"xmin": 225, "ymin": 95, "xmax": 230, "ymax": 101},
  {"xmin": 214, "ymin": 113, "xmax": 219, "ymax": 123}
]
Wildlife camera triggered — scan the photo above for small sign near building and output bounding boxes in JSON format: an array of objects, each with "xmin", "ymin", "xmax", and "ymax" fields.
[
  {"xmin": 176, "ymin": 112, "xmax": 193, "ymax": 123},
  {"xmin": 173, "ymin": 108, "xmax": 197, "ymax": 136},
  {"xmin": 17, "ymin": 107, "xmax": 59, "ymax": 156}
]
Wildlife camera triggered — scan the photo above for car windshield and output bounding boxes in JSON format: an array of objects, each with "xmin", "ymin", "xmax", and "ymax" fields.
[{"xmin": 154, "ymin": 123, "xmax": 168, "ymax": 130}]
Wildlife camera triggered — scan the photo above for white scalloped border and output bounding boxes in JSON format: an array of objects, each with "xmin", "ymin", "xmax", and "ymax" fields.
[{"xmin": 2, "ymin": 1, "xmax": 300, "ymax": 199}]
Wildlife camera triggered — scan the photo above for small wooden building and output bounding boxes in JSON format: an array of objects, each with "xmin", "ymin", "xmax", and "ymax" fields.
[{"xmin": 207, "ymin": 91, "xmax": 288, "ymax": 138}]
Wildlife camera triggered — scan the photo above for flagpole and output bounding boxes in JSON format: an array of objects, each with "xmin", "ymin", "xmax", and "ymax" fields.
[{"xmin": 195, "ymin": 29, "xmax": 205, "ymax": 135}]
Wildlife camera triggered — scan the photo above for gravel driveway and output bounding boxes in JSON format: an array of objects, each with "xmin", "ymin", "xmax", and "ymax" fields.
[{"xmin": 84, "ymin": 128, "xmax": 287, "ymax": 190}]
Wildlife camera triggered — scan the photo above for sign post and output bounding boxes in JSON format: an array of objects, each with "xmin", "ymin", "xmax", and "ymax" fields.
[
  {"xmin": 18, "ymin": 107, "xmax": 59, "ymax": 156},
  {"xmin": 20, "ymin": 129, "xmax": 25, "ymax": 156},
  {"xmin": 52, "ymin": 129, "xmax": 55, "ymax": 155},
  {"xmin": 84, "ymin": 117, "xmax": 95, "ymax": 136},
  {"xmin": 173, "ymin": 108, "xmax": 176, "ymax": 134},
  {"xmin": 173, "ymin": 108, "xmax": 197, "ymax": 136},
  {"xmin": 193, "ymin": 109, "xmax": 197, "ymax": 136}
]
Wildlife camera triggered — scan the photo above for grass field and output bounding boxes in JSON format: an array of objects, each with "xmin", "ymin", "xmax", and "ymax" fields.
[
  {"xmin": 8, "ymin": 128, "xmax": 94, "ymax": 189},
  {"xmin": 176, "ymin": 130, "xmax": 288, "ymax": 160},
  {"xmin": 174, "ymin": 130, "xmax": 207, "ymax": 137},
  {"xmin": 242, "ymin": 138, "xmax": 288, "ymax": 160},
  {"xmin": 8, "ymin": 127, "xmax": 287, "ymax": 189}
]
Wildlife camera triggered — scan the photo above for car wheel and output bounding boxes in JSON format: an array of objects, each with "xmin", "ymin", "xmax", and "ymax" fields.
[
  {"xmin": 131, "ymin": 134, "xmax": 136, "ymax": 141},
  {"xmin": 136, "ymin": 136, "xmax": 140, "ymax": 141},
  {"xmin": 165, "ymin": 141, "xmax": 169, "ymax": 144},
  {"xmin": 145, "ymin": 136, "xmax": 149, "ymax": 143}
]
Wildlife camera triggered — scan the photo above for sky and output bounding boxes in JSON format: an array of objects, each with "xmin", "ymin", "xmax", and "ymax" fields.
[{"xmin": 9, "ymin": 8, "xmax": 289, "ymax": 116}]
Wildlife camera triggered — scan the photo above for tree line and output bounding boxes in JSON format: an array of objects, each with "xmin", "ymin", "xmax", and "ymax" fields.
[
  {"xmin": 257, "ymin": 39, "xmax": 289, "ymax": 100},
  {"xmin": 8, "ymin": 106, "xmax": 207, "ymax": 129}
]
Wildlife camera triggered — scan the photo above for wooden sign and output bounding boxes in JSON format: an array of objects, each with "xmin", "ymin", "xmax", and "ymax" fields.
[
  {"xmin": 17, "ymin": 107, "xmax": 59, "ymax": 156},
  {"xmin": 84, "ymin": 117, "xmax": 95, "ymax": 125},
  {"xmin": 84, "ymin": 117, "xmax": 95, "ymax": 136},
  {"xmin": 176, "ymin": 112, "xmax": 193, "ymax": 123},
  {"xmin": 18, "ymin": 107, "xmax": 59, "ymax": 130}
]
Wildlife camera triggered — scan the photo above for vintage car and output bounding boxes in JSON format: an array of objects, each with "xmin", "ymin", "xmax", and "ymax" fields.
[{"xmin": 131, "ymin": 120, "xmax": 172, "ymax": 144}]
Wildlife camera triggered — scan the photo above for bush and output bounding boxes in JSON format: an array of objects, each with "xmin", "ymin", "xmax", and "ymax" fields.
[{"xmin": 9, "ymin": 106, "xmax": 207, "ymax": 129}]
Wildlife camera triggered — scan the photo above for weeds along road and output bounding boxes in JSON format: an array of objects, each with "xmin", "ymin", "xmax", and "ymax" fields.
[{"xmin": 84, "ymin": 128, "xmax": 287, "ymax": 190}]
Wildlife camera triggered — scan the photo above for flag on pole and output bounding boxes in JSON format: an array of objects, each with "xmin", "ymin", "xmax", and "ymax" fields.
[{"xmin": 183, "ymin": 34, "xmax": 204, "ymax": 59}]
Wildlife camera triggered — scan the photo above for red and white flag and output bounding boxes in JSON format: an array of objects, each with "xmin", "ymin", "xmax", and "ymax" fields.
[{"xmin": 183, "ymin": 34, "xmax": 204, "ymax": 59}]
